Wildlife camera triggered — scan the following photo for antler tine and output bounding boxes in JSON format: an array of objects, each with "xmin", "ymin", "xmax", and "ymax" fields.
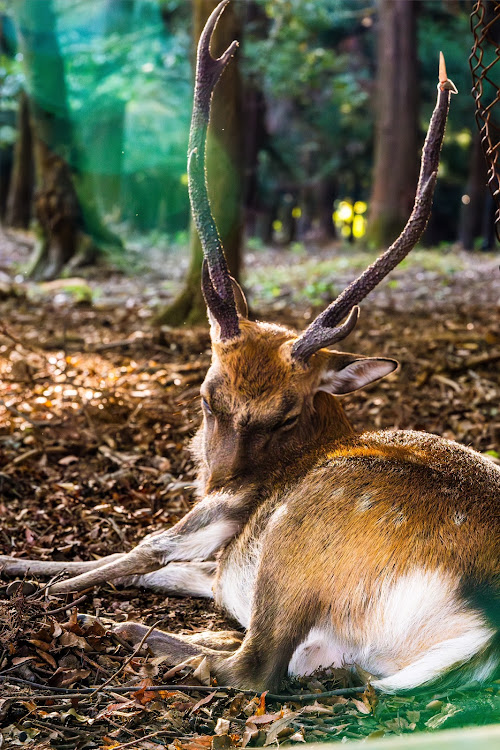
[
  {"xmin": 292, "ymin": 53, "xmax": 457, "ymax": 364},
  {"xmin": 188, "ymin": 0, "xmax": 240, "ymax": 339}
]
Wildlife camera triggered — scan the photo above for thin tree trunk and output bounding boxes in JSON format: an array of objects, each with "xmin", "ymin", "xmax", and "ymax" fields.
[
  {"xmin": 157, "ymin": 0, "xmax": 243, "ymax": 327},
  {"xmin": 367, "ymin": 0, "xmax": 419, "ymax": 248},
  {"xmin": 5, "ymin": 90, "xmax": 34, "ymax": 228}
]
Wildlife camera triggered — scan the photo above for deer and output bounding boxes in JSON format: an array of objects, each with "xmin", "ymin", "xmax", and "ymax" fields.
[{"xmin": 1, "ymin": 0, "xmax": 499, "ymax": 694}]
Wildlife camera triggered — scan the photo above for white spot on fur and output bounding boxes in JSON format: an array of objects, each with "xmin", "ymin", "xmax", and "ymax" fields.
[
  {"xmin": 269, "ymin": 504, "xmax": 288, "ymax": 527},
  {"xmin": 453, "ymin": 511, "xmax": 467, "ymax": 526},
  {"xmin": 357, "ymin": 492, "xmax": 374, "ymax": 512},
  {"xmin": 288, "ymin": 627, "xmax": 356, "ymax": 675},
  {"xmin": 392, "ymin": 506, "xmax": 406, "ymax": 527}
]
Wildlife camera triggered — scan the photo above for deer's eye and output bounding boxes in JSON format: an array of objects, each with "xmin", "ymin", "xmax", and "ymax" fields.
[
  {"xmin": 273, "ymin": 414, "xmax": 299, "ymax": 432},
  {"xmin": 202, "ymin": 397, "xmax": 213, "ymax": 416}
]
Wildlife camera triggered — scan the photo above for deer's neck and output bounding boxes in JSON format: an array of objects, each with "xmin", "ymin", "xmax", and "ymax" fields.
[{"xmin": 310, "ymin": 391, "xmax": 355, "ymax": 444}]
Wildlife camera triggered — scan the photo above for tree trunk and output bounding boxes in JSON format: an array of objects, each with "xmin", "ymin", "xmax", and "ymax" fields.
[
  {"xmin": 0, "ymin": 14, "xmax": 17, "ymax": 222},
  {"xmin": 157, "ymin": 0, "xmax": 243, "ymax": 327},
  {"xmin": 13, "ymin": 0, "xmax": 121, "ymax": 280},
  {"xmin": 5, "ymin": 90, "xmax": 34, "ymax": 228},
  {"xmin": 367, "ymin": 0, "xmax": 419, "ymax": 248}
]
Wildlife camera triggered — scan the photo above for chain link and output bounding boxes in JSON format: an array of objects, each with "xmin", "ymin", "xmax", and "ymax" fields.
[{"xmin": 470, "ymin": 1, "xmax": 500, "ymax": 242}]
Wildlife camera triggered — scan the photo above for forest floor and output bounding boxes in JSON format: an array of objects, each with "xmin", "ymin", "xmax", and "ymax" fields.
[{"xmin": 0, "ymin": 228, "xmax": 499, "ymax": 749}]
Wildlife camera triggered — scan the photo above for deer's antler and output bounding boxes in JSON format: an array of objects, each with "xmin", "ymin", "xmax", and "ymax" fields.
[
  {"xmin": 188, "ymin": 0, "xmax": 240, "ymax": 339},
  {"xmin": 292, "ymin": 53, "xmax": 457, "ymax": 364}
]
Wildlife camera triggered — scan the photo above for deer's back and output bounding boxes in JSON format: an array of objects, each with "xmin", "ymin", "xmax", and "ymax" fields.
[{"xmin": 216, "ymin": 429, "xmax": 500, "ymax": 632}]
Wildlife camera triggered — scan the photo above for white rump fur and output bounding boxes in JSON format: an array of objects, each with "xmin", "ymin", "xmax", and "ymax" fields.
[{"xmin": 217, "ymin": 562, "xmax": 497, "ymax": 690}]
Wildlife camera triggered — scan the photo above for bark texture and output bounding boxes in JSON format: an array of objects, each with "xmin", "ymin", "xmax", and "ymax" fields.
[{"xmin": 367, "ymin": 0, "xmax": 419, "ymax": 248}]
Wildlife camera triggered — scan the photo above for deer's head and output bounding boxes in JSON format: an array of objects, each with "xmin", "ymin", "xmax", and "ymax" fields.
[
  {"xmin": 197, "ymin": 297, "xmax": 397, "ymax": 490},
  {"xmin": 189, "ymin": 1, "xmax": 455, "ymax": 491}
]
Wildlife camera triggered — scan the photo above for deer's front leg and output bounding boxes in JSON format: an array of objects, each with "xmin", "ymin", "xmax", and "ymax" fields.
[{"xmin": 49, "ymin": 490, "xmax": 253, "ymax": 593}]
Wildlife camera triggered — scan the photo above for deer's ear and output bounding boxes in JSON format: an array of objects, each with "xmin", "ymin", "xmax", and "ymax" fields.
[{"xmin": 317, "ymin": 354, "xmax": 398, "ymax": 395}]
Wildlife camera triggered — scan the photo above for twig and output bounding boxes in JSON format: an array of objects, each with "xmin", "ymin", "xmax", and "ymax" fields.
[
  {"xmin": 110, "ymin": 729, "xmax": 188, "ymax": 750},
  {"xmin": 45, "ymin": 594, "xmax": 87, "ymax": 616},
  {"xmin": 89, "ymin": 336, "xmax": 150, "ymax": 353},
  {"xmin": 24, "ymin": 718, "xmax": 95, "ymax": 737},
  {"xmin": 266, "ymin": 686, "xmax": 367, "ymax": 701},
  {"xmin": 0, "ymin": 676, "xmax": 364, "ymax": 700},
  {"xmin": 79, "ymin": 651, "xmax": 114, "ymax": 678},
  {"xmin": 449, "ymin": 352, "xmax": 500, "ymax": 372},
  {"xmin": 2, "ymin": 445, "xmax": 67, "ymax": 472},
  {"xmin": 0, "ymin": 675, "xmax": 84, "ymax": 692},
  {"xmin": 26, "ymin": 571, "xmax": 68, "ymax": 599},
  {"xmin": 0, "ymin": 663, "xmax": 34, "ymax": 677},
  {"xmin": 3, "ymin": 679, "xmax": 497, "ymax": 703},
  {"xmin": 109, "ymin": 630, "xmax": 136, "ymax": 654}
]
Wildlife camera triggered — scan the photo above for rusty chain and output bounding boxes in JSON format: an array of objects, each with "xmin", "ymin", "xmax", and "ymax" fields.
[{"xmin": 470, "ymin": 1, "xmax": 500, "ymax": 242}]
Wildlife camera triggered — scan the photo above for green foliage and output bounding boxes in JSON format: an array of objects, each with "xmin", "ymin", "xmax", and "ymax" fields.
[
  {"xmin": 322, "ymin": 686, "xmax": 500, "ymax": 741},
  {"xmin": 245, "ymin": 0, "xmax": 374, "ymax": 194},
  {"xmin": 245, "ymin": 246, "xmax": 467, "ymax": 307},
  {"xmin": 0, "ymin": 11, "xmax": 23, "ymax": 149},
  {"xmin": 29, "ymin": 0, "xmax": 193, "ymax": 232}
]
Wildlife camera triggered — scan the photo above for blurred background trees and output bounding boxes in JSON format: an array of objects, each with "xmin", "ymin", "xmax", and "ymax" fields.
[{"xmin": 0, "ymin": 0, "xmax": 497, "ymax": 283}]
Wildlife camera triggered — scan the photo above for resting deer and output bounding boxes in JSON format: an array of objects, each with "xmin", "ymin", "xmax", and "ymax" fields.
[{"xmin": 1, "ymin": 1, "xmax": 499, "ymax": 694}]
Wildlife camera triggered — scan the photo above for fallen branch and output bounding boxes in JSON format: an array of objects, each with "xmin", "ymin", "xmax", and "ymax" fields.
[
  {"xmin": 448, "ymin": 351, "xmax": 500, "ymax": 372},
  {"xmin": 2, "ymin": 676, "xmax": 498, "ymax": 703}
]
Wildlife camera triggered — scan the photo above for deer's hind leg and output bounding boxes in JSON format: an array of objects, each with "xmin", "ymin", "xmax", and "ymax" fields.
[{"xmin": 114, "ymin": 621, "xmax": 243, "ymax": 664}]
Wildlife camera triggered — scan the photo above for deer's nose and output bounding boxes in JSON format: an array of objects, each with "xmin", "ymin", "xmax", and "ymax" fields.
[{"xmin": 207, "ymin": 433, "xmax": 249, "ymax": 489}]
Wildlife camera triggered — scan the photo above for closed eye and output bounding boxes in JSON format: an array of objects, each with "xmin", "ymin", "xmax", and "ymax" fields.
[
  {"xmin": 201, "ymin": 397, "xmax": 213, "ymax": 415},
  {"xmin": 271, "ymin": 414, "xmax": 299, "ymax": 432}
]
